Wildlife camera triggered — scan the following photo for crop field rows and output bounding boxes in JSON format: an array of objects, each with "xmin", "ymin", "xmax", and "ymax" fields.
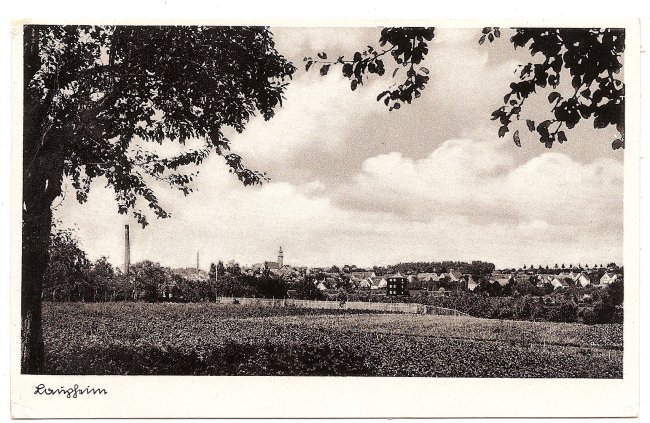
[{"xmin": 42, "ymin": 302, "xmax": 623, "ymax": 377}]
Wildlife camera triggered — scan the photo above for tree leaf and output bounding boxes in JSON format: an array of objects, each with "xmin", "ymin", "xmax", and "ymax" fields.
[
  {"xmin": 558, "ymin": 131, "xmax": 567, "ymax": 143},
  {"xmin": 612, "ymin": 138, "xmax": 624, "ymax": 149},
  {"xmin": 548, "ymin": 92, "xmax": 561, "ymax": 104},
  {"xmin": 498, "ymin": 125, "xmax": 508, "ymax": 137},
  {"xmin": 513, "ymin": 130, "xmax": 521, "ymax": 147},
  {"xmin": 526, "ymin": 119, "xmax": 535, "ymax": 132},
  {"xmin": 479, "ymin": 35, "xmax": 486, "ymax": 45},
  {"xmin": 319, "ymin": 64, "xmax": 330, "ymax": 76}
]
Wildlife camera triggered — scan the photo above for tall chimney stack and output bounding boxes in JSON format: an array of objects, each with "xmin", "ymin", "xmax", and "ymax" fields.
[
  {"xmin": 124, "ymin": 224, "xmax": 130, "ymax": 279},
  {"xmin": 196, "ymin": 251, "xmax": 200, "ymax": 271}
]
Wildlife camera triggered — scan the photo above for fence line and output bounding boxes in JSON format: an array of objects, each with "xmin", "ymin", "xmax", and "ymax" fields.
[{"xmin": 215, "ymin": 296, "xmax": 470, "ymax": 317}]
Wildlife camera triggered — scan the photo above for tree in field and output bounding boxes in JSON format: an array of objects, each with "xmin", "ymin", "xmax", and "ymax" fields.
[
  {"xmin": 42, "ymin": 227, "xmax": 91, "ymax": 302},
  {"xmin": 586, "ymin": 279, "xmax": 624, "ymax": 324},
  {"xmin": 294, "ymin": 276, "xmax": 325, "ymax": 301},
  {"xmin": 216, "ymin": 260, "xmax": 226, "ymax": 278},
  {"xmin": 208, "ymin": 263, "xmax": 217, "ymax": 282},
  {"xmin": 21, "ymin": 25, "xmax": 295, "ymax": 373},
  {"xmin": 130, "ymin": 260, "xmax": 168, "ymax": 302},
  {"xmin": 226, "ymin": 261, "xmax": 241, "ymax": 276},
  {"xmin": 88, "ymin": 256, "xmax": 116, "ymax": 301},
  {"xmin": 468, "ymin": 260, "xmax": 495, "ymax": 277}
]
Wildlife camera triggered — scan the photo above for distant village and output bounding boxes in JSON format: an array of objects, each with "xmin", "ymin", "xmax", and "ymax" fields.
[
  {"xmin": 177, "ymin": 246, "xmax": 624, "ymax": 299},
  {"xmin": 43, "ymin": 227, "xmax": 625, "ymax": 324}
]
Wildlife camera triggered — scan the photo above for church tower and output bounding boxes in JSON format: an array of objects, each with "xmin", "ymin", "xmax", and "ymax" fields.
[{"xmin": 278, "ymin": 246, "xmax": 283, "ymax": 268}]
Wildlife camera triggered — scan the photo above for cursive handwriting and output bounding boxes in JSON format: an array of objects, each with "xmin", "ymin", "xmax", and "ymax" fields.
[{"xmin": 34, "ymin": 383, "xmax": 108, "ymax": 398}]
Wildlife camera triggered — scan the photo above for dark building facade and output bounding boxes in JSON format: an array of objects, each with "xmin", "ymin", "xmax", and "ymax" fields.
[{"xmin": 386, "ymin": 276, "xmax": 408, "ymax": 296}]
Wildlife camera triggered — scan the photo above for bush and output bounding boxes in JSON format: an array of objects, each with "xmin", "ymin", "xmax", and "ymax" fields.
[{"xmin": 546, "ymin": 300, "xmax": 578, "ymax": 323}]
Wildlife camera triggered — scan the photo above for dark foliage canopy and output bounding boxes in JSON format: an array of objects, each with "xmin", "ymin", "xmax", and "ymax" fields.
[
  {"xmin": 26, "ymin": 25, "xmax": 295, "ymax": 226},
  {"xmin": 487, "ymin": 28, "xmax": 625, "ymax": 149}
]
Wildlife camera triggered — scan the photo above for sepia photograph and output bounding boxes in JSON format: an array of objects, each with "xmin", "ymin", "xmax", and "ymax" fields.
[{"xmin": 10, "ymin": 12, "xmax": 641, "ymax": 418}]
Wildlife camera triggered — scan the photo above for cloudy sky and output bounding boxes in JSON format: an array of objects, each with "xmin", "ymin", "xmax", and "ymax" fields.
[{"xmin": 54, "ymin": 27, "xmax": 624, "ymax": 270}]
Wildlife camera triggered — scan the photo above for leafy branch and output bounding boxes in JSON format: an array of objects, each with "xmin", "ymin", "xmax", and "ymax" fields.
[
  {"xmin": 305, "ymin": 27, "xmax": 435, "ymax": 111},
  {"xmin": 484, "ymin": 28, "xmax": 625, "ymax": 149}
]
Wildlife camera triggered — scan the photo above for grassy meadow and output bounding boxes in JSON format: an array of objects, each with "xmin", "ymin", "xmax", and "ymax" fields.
[{"xmin": 42, "ymin": 302, "xmax": 623, "ymax": 377}]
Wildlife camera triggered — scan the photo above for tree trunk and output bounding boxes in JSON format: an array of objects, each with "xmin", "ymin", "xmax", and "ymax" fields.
[
  {"xmin": 21, "ymin": 26, "xmax": 64, "ymax": 374},
  {"xmin": 21, "ymin": 207, "xmax": 50, "ymax": 373}
]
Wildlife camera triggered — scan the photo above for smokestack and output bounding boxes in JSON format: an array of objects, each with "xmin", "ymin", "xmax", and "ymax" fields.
[
  {"xmin": 124, "ymin": 224, "xmax": 130, "ymax": 278},
  {"xmin": 196, "ymin": 251, "xmax": 199, "ymax": 271}
]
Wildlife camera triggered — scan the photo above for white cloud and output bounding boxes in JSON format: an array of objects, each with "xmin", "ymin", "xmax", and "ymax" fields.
[
  {"xmin": 334, "ymin": 136, "xmax": 623, "ymax": 256},
  {"xmin": 230, "ymin": 71, "xmax": 385, "ymax": 164},
  {"xmin": 55, "ymin": 134, "xmax": 623, "ymax": 270}
]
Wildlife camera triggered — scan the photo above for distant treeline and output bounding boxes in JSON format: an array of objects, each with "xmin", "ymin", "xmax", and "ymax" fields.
[{"xmin": 334, "ymin": 261, "xmax": 495, "ymax": 276}]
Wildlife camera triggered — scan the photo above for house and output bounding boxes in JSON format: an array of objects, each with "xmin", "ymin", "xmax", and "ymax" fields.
[
  {"xmin": 513, "ymin": 274, "xmax": 529, "ymax": 284},
  {"xmin": 600, "ymin": 272, "xmax": 618, "ymax": 286},
  {"xmin": 448, "ymin": 270, "xmax": 463, "ymax": 282},
  {"xmin": 252, "ymin": 246, "xmax": 286, "ymax": 272},
  {"xmin": 358, "ymin": 278, "xmax": 371, "ymax": 289},
  {"xmin": 550, "ymin": 277, "xmax": 569, "ymax": 289},
  {"xmin": 467, "ymin": 276, "xmax": 479, "ymax": 291},
  {"xmin": 537, "ymin": 274, "xmax": 558, "ymax": 287},
  {"xmin": 386, "ymin": 275, "xmax": 408, "ymax": 296},
  {"xmin": 575, "ymin": 272, "xmax": 591, "ymax": 287},
  {"xmin": 351, "ymin": 271, "xmax": 376, "ymax": 280},
  {"xmin": 490, "ymin": 274, "xmax": 512, "ymax": 286},
  {"xmin": 377, "ymin": 277, "xmax": 388, "ymax": 289},
  {"xmin": 316, "ymin": 281, "xmax": 327, "ymax": 291},
  {"xmin": 270, "ymin": 267, "xmax": 293, "ymax": 277},
  {"xmin": 417, "ymin": 272, "xmax": 442, "ymax": 283},
  {"xmin": 369, "ymin": 276, "xmax": 387, "ymax": 290}
]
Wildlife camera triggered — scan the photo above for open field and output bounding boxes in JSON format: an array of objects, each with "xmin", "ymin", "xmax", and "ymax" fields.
[{"xmin": 42, "ymin": 302, "xmax": 623, "ymax": 377}]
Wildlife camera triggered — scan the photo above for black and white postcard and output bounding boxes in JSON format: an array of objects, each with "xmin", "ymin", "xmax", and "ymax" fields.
[{"xmin": 9, "ymin": 14, "xmax": 641, "ymax": 418}]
